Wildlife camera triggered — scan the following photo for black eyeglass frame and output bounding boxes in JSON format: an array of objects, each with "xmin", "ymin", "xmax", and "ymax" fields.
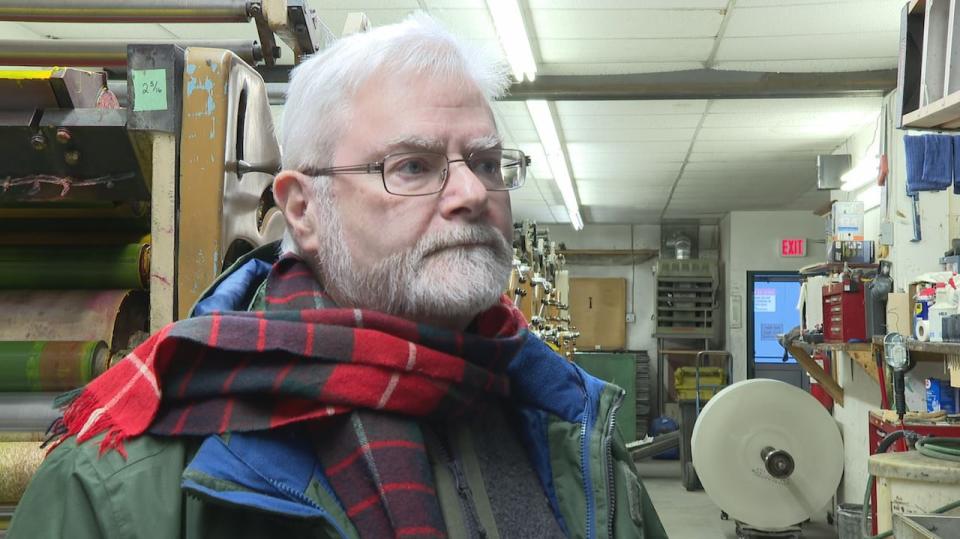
[{"xmin": 299, "ymin": 148, "xmax": 531, "ymax": 196}]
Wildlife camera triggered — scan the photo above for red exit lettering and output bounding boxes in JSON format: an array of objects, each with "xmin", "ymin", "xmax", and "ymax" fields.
[{"xmin": 780, "ymin": 238, "xmax": 806, "ymax": 257}]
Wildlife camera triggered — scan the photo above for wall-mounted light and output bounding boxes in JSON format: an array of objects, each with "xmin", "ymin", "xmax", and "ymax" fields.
[
  {"xmin": 840, "ymin": 155, "xmax": 881, "ymax": 192},
  {"xmin": 856, "ymin": 184, "xmax": 882, "ymax": 210}
]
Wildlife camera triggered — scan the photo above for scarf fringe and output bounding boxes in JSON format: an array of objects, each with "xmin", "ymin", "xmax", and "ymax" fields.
[{"xmin": 61, "ymin": 389, "xmax": 130, "ymax": 457}]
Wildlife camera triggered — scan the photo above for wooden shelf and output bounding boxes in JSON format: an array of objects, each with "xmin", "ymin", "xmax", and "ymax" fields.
[
  {"xmin": 871, "ymin": 335, "xmax": 960, "ymax": 358},
  {"xmin": 813, "ymin": 341, "xmax": 875, "ymax": 353},
  {"xmin": 813, "ymin": 341, "xmax": 880, "ymax": 385},
  {"xmin": 560, "ymin": 249, "xmax": 658, "ymax": 265},
  {"xmin": 902, "ymin": 90, "xmax": 960, "ymax": 128},
  {"xmin": 910, "ymin": 0, "xmax": 926, "ymax": 16},
  {"xmin": 799, "ymin": 262, "xmax": 879, "ymax": 276}
]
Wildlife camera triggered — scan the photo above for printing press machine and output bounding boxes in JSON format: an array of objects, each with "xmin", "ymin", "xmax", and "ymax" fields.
[{"xmin": 0, "ymin": 1, "xmax": 331, "ymax": 529}]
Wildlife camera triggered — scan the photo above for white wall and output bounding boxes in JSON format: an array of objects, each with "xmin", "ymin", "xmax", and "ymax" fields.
[
  {"xmin": 548, "ymin": 224, "xmax": 660, "ymax": 353},
  {"xmin": 720, "ymin": 211, "xmax": 827, "ymax": 382}
]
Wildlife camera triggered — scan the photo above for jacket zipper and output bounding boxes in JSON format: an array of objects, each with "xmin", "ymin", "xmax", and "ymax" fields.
[
  {"xmin": 435, "ymin": 426, "xmax": 487, "ymax": 539},
  {"xmin": 603, "ymin": 389, "xmax": 625, "ymax": 539},
  {"xmin": 184, "ymin": 476, "xmax": 350, "ymax": 539},
  {"xmin": 580, "ymin": 400, "xmax": 596, "ymax": 538}
]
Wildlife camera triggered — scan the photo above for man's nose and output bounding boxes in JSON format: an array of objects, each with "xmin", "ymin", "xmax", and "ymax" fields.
[{"xmin": 438, "ymin": 159, "xmax": 489, "ymax": 220}]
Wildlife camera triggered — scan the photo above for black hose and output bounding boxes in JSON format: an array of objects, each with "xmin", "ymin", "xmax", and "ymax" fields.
[{"xmin": 861, "ymin": 430, "xmax": 907, "ymax": 539}]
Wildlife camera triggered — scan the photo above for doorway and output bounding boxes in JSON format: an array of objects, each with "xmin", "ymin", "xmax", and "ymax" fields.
[{"xmin": 746, "ymin": 271, "xmax": 808, "ymax": 390}]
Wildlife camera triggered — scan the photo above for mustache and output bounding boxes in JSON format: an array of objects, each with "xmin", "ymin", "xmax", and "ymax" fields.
[{"xmin": 416, "ymin": 225, "xmax": 511, "ymax": 259}]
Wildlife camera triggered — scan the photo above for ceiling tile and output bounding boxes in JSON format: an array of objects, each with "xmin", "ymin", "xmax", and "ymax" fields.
[
  {"xmin": 696, "ymin": 126, "xmax": 859, "ymax": 141},
  {"xmin": 570, "ymin": 159, "xmax": 682, "ymax": 177},
  {"xmin": 725, "ymin": 1, "xmax": 901, "ymax": 37},
  {"xmin": 529, "ymin": 0, "xmax": 728, "ymax": 8},
  {"xmin": 562, "ymin": 128, "xmax": 696, "ymax": 143},
  {"xmin": 715, "ymin": 33, "xmax": 899, "ymax": 62},
  {"xmin": 702, "ymin": 111, "xmax": 879, "ymax": 129},
  {"xmin": 538, "ymin": 61, "xmax": 705, "ymax": 76},
  {"xmin": 512, "ymin": 203, "xmax": 562, "ymax": 224},
  {"xmin": 556, "ymin": 100, "xmax": 709, "ymax": 116},
  {"xmin": 538, "ymin": 38, "xmax": 713, "ymax": 63},
  {"xmin": 429, "ymin": 9, "xmax": 499, "ymax": 40},
  {"xmin": 577, "ymin": 171, "xmax": 679, "ymax": 184},
  {"xmin": 560, "ymin": 114, "xmax": 705, "ymax": 130},
  {"xmin": 493, "ymin": 101, "xmax": 531, "ymax": 117},
  {"xmin": 693, "ymin": 139, "xmax": 837, "ymax": 153},
  {"xmin": 713, "ymin": 58, "xmax": 898, "ymax": 71},
  {"xmin": 583, "ymin": 206, "xmax": 664, "ymax": 225},
  {"xmin": 683, "ymin": 159, "xmax": 814, "ymax": 172},
  {"xmin": 531, "ymin": 9, "xmax": 723, "ymax": 39},
  {"xmin": 709, "ymin": 97, "xmax": 882, "ymax": 114},
  {"xmin": 322, "ymin": 0, "xmax": 419, "ymax": 7},
  {"xmin": 569, "ymin": 141, "xmax": 693, "ymax": 154}
]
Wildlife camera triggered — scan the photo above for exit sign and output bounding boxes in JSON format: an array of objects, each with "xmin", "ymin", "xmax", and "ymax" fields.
[{"xmin": 780, "ymin": 238, "xmax": 806, "ymax": 257}]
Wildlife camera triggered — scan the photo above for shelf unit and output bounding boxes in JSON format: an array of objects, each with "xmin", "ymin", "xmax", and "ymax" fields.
[
  {"xmin": 897, "ymin": 0, "xmax": 960, "ymax": 128},
  {"xmin": 654, "ymin": 259, "xmax": 718, "ymax": 339}
]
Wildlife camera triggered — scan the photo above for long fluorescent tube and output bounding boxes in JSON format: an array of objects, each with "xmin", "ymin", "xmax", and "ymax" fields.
[
  {"xmin": 840, "ymin": 144, "xmax": 880, "ymax": 192},
  {"xmin": 526, "ymin": 99, "xmax": 583, "ymax": 230},
  {"xmin": 485, "ymin": 0, "xmax": 537, "ymax": 82}
]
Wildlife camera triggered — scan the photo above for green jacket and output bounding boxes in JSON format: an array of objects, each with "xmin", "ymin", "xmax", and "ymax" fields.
[{"xmin": 9, "ymin": 248, "xmax": 667, "ymax": 539}]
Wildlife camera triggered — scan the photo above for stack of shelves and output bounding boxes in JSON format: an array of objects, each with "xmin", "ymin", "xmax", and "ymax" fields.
[
  {"xmin": 636, "ymin": 351, "xmax": 652, "ymax": 437},
  {"xmin": 655, "ymin": 259, "xmax": 719, "ymax": 339},
  {"xmin": 898, "ymin": 0, "xmax": 960, "ymax": 128}
]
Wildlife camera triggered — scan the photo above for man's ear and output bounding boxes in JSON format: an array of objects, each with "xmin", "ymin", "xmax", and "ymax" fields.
[{"xmin": 274, "ymin": 170, "xmax": 320, "ymax": 255}]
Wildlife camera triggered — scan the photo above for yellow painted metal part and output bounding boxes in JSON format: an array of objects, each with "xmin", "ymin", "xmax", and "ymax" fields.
[
  {"xmin": 0, "ymin": 68, "xmax": 57, "ymax": 80},
  {"xmin": 178, "ymin": 48, "xmax": 231, "ymax": 319},
  {"xmin": 176, "ymin": 47, "xmax": 283, "ymax": 320}
]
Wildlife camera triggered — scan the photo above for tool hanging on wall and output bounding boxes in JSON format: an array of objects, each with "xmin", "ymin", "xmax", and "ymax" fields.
[{"xmin": 511, "ymin": 220, "xmax": 579, "ymax": 357}]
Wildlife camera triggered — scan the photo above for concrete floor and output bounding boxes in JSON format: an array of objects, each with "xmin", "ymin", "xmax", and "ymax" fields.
[{"xmin": 636, "ymin": 460, "xmax": 839, "ymax": 539}]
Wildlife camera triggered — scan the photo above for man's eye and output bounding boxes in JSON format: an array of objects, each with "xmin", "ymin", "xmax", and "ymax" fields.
[
  {"xmin": 473, "ymin": 159, "xmax": 499, "ymax": 175},
  {"xmin": 397, "ymin": 159, "xmax": 431, "ymax": 175}
]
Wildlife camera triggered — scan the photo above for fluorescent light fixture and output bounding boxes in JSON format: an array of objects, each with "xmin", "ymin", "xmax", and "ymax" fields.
[
  {"xmin": 840, "ymin": 155, "xmax": 880, "ymax": 192},
  {"xmin": 856, "ymin": 184, "xmax": 882, "ymax": 210},
  {"xmin": 485, "ymin": 0, "xmax": 537, "ymax": 82},
  {"xmin": 526, "ymin": 99, "xmax": 583, "ymax": 230}
]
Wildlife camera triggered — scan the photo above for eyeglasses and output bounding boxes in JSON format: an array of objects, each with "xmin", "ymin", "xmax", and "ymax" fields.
[{"xmin": 300, "ymin": 148, "xmax": 530, "ymax": 196}]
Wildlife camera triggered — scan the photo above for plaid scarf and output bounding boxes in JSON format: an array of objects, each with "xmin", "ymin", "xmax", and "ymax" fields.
[{"xmin": 55, "ymin": 256, "xmax": 529, "ymax": 539}]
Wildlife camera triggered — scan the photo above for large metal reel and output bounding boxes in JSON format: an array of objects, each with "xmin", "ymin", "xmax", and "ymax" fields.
[{"xmin": 691, "ymin": 379, "xmax": 843, "ymax": 530}]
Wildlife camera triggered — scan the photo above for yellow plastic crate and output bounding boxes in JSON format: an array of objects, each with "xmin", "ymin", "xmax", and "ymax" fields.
[{"xmin": 674, "ymin": 367, "xmax": 726, "ymax": 401}]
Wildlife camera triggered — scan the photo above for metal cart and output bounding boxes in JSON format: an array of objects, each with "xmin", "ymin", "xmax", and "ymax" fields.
[{"xmin": 679, "ymin": 350, "xmax": 731, "ymax": 491}]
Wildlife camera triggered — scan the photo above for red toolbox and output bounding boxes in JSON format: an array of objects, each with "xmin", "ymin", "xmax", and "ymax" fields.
[{"xmin": 822, "ymin": 281, "xmax": 866, "ymax": 343}]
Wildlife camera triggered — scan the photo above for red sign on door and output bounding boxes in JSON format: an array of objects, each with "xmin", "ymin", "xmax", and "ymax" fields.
[{"xmin": 780, "ymin": 238, "xmax": 806, "ymax": 257}]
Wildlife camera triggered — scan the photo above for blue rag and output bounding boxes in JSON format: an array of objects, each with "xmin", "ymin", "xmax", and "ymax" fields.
[
  {"xmin": 923, "ymin": 134, "xmax": 954, "ymax": 189},
  {"xmin": 904, "ymin": 135, "xmax": 924, "ymax": 194},
  {"xmin": 954, "ymin": 136, "xmax": 960, "ymax": 194}
]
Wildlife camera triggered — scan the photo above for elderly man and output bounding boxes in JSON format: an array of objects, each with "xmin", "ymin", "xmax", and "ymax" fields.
[{"xmin": 10, "ymin": 14, "xmax": 665, "ymax": 539}]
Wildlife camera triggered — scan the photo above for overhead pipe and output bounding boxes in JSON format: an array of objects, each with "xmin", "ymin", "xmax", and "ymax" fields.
[
  {"xmin": 0, "ymin": 39, "xmax": 264, "ymax": 67},
  {"xmin": 0, "ymin": 0, "xmax": 253, "ymax": 23}
]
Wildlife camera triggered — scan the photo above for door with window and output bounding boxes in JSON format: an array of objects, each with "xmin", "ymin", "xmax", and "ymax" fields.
[{"xmin": 747, "ymin": 272, "xmax": 808, "ymax": 390}]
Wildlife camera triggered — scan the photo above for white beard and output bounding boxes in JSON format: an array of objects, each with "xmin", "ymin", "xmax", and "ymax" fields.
[{"xmin": 309, "ymin": 195, "xmax": 512, "ymax": 322}]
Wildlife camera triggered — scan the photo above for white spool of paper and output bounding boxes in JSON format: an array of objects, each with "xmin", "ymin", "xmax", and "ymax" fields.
[
  {"xmin": 692, "ymin": 379, "xmax": 843, "ymax": 530},
  {"xmin": 916, "ymin": 319, "xmax": 931, "ymax": 342}
]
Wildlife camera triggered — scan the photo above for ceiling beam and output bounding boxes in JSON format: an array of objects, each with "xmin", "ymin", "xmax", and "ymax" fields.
[
  {"xmin": 503, "ymin": 69, "xmax": 897, "ymax": 101},
  {"xmin": 255, "ymin": 67, "xmax": 897, "ymax": 101}
]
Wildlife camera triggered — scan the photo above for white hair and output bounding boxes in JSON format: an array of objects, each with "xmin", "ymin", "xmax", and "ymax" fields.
[
  {"xmin": 281, "ymin": 11, "xmax": 510, "ymax": 173},
  {"xmin": 278, "ymin": 12, "xmax": 511, "ymax": 256}
]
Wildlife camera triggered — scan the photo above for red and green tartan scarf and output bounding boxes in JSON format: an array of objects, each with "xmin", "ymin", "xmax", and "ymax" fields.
[{"xmin": 56, "ymin": 255, "xmax": 529, "ymax": 539}]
